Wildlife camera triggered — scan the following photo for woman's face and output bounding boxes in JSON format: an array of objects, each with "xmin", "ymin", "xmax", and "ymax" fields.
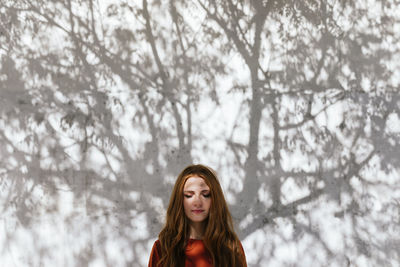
[{"xmin": 183, "ymin": 176, "xmax": 211, "ymax": 223}]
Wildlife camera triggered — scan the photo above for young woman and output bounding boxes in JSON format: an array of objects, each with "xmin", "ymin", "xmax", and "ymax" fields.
[{"xmin": 148, "ymin": 164, "xmax": 247, "ymax": 267}]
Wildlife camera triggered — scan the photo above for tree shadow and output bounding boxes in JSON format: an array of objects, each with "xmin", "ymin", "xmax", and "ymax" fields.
[{"xmin": 0, "ymin": 0, "xmax": 399, "ymax": 266}]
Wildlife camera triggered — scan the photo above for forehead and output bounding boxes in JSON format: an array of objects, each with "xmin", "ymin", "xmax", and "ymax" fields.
[{"xmin": 183, "ymin": 176, "xmax": 209, "ymax": 190}]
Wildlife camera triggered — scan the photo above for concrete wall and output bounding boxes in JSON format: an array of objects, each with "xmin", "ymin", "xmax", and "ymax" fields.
[{"xmin": 0, "ymin": 0, "xmax": 399, "ymax": 266}]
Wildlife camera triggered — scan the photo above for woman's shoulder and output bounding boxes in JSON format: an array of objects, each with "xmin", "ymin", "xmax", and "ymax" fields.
[
  {"xmin": 148, "ymin": 240, "xmax": 162, "ymax": 267},
  {"xmin": 151, "ymin": 239, "xmax": 161, "ymax": 252},
  {"xmin": 150, "ymin": 239, "xmax": 162, "ymax": 257}
]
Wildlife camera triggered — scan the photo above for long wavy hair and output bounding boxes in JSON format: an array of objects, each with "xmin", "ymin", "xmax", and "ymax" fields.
[{"xmin": 158, "ymin": 164, "xmax": 246, "ymax": 267}]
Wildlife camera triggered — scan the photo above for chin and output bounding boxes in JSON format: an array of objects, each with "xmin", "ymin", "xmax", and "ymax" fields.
[{"xmin": 189, "ymin": 216, "xmax": 209, "ymax": 223}]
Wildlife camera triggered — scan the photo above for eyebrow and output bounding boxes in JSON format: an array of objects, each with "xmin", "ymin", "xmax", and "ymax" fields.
[{"xmin": 183, "ymin": 190, "xmax": 210, "ymax": 193}]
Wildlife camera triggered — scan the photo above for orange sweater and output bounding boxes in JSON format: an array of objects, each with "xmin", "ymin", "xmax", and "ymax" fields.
[{"xmin": 148, "ymin": 239, "xmax": 247, "ymax": 267}]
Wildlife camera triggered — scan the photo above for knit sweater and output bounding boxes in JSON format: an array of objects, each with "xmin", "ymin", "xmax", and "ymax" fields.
[{"xmin": 148, "ymin": 239, "xmax": 247, "ymax": 267}]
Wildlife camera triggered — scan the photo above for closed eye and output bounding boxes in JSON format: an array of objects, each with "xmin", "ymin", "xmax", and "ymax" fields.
[{"xmin": 203, "ymin": 194, "xmax": 211, "ymax": 198}]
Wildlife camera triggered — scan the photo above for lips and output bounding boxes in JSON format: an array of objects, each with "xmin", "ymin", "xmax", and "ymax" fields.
[{"xmin": 192, "ymin": 209, "xmax": 204, "ymax": 214}]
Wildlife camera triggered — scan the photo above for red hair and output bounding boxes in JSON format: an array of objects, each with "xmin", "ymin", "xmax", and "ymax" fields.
[{"xmin": 158, "ymin": 164, "xmax": 246, "ymax": 266}]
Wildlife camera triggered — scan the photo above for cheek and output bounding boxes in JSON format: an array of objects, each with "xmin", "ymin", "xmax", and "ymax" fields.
[
  {"xmin": 205, "ymin": 199, "xmax": 212, "ymax": 210},
  {"xmin": 183, "ymin": 198, "xmax": 190, "ymax": 210}
]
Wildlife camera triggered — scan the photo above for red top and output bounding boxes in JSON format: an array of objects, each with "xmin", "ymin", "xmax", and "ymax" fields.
[{"xmin": 148, "ymin": 239, "xmax": 247, "ymax": 267}]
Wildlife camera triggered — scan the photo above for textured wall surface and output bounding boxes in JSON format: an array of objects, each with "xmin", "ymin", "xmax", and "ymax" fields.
[{"xmin": 0, "ymin": 0, "xmax": 399, "ymax": 266}]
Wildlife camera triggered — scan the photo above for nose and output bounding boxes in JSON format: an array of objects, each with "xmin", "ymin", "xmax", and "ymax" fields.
[{"xmin": 193, "ymin": 195, "xmax": 202, "ymax": 207}]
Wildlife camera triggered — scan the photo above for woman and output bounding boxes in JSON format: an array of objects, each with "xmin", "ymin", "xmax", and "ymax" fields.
[{"xmin": 148, "ymin": 164, "xmax": 247, "ymax": 267}]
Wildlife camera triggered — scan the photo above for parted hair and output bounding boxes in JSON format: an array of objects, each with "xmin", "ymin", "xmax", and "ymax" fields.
[{"xmin": 157, "ymin": 164, "xmax": 246, "ymax": 267}]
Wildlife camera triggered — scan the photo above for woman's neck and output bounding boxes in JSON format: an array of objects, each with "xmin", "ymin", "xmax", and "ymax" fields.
[{"xmin": 189, "ymin": 221, "xmax": 206, "ymax": 239}]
